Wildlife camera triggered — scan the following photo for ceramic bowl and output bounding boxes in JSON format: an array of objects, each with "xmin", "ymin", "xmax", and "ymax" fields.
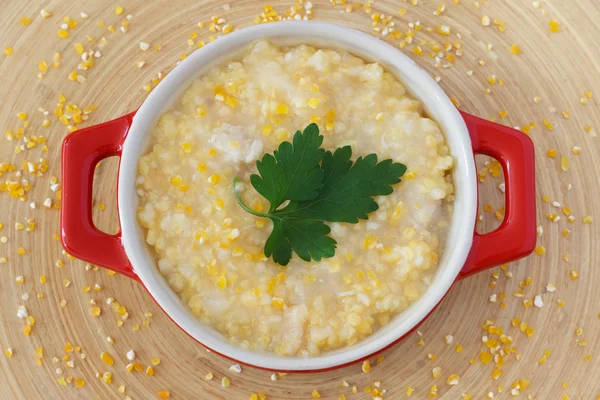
[{"xmin": 61, "ymin": 21, "xmax": 536, "ymax": 372}]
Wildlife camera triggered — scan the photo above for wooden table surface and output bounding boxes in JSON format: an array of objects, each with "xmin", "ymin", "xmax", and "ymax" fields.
[{"xmin": 1, "ymin": 1, "xmax": 599, "ymax": 399}]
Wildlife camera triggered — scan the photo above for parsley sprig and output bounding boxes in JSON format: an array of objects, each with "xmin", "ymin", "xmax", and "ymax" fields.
[{"xmin": 233, "ymin": 123, "xmax": 407, "ymax": 266}]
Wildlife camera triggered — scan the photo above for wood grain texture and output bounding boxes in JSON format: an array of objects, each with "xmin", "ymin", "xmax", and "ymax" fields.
[{"xmin": 0, "ymin": 0, "xmax": 599, "ymax": 399}]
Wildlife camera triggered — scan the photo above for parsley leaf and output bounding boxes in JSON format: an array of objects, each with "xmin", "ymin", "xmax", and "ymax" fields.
[
  {"xmin": 234, "ymin": 124, "xmax": 406, "ymax": 265},
  {"xmin": 264, "ymin": 219, "xmax": 336, "ymax": 265},
  {"xmin": 276, "ymin": 147, "xmax": 408, "ymax": 223},
  {"xmin": 250, "ymin": 124, "xmax": 325, "ymax": 212}
]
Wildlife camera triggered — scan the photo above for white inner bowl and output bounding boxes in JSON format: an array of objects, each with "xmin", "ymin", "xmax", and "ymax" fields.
[{"xmin": 118, "ymin": 21, "xmax": 477, "ymax": 370}]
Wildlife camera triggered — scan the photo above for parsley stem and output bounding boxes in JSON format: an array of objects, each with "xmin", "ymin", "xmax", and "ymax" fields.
[{"xmin": 232, "ymin": 177, "xmax": 271, "ymax": 218}]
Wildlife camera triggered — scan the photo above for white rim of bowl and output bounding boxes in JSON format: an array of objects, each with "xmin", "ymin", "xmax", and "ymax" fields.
[{"xmin": 118, "ymin": 21, "xmax": 477, "ymax": 370}]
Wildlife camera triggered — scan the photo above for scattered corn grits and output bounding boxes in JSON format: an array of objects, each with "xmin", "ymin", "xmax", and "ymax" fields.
[{"xmin": 0, "ymin": 0, "xmax": 597, "ymax": 398}]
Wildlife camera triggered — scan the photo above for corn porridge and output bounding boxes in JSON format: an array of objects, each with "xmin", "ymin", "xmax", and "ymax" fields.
[{"xmin": 135, "ymin": 40, "xmax": 454, "ymax": 357}]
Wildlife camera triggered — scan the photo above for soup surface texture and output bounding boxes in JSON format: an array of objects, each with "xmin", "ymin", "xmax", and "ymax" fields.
[{"xmin": 136, "ymin": 40, "xmax": 454, "ymax": 357}]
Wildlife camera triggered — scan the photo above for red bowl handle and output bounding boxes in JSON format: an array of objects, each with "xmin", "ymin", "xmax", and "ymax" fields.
[
  {"xmin": 458, "ymin": 111, "xmax": 536, "ymax": 279},
  {"xmin": 60, "ymin": 112, "xmax": 138, "ymax": 280}
]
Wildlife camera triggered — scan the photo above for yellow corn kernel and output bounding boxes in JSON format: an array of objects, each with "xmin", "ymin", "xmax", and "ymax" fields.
[
  {"xmin": 208, "ymin": 174, "xmax": 221, "ymax": 184},
  {"xmin": 308, "ymin": 98, "xmax": 321, "ymax": 109},
  {"xmin": 195, "ymin": 162, "xmax": 207, "ymax": 173},
  {"xmin": 549, "ymin": 20, "xmax": 560, "ymax": 33},
  {"xmin": 262, "ymin": 124, "xmax": 272, "ymax": 136},
  {"xmin": 509, "ymin": 44, "xmax": 521, "ymax": 54},
  {"xmin": 404, "ymin": 170, "xmax": 417, "ymax": 180},
  {"xmin": 325, "ymin": 109, "xmax": 335, "ymax": 131},
  {"xmin": 525, "ymin": 326, "xmax": 535, "ymax": 337},
  {"xmin": 181, "ymin": 143, "xmax": 192, "ymax": 153},
  {"xmin": 222, "ymin": 377, "xmax": 230, "ymax": 388},
  {"xmin": 534, "ymin": 245, "xmax": 545, "ymax": 255},
  {"xmin": 361, "ymin": 360, "xmax": 371, "ymax": 373},
  {"xmin": 115, "ymin": 6, "xmax": 124, "ymax": 15},
  {"xmin": 146, "ymin": 366, "xmax": 154, "ymax": 376},
  {"xmin": 312, "ymin": 390, "xmax": 321, "ymax": 399},
  {"xmin": 569, "ymin": 270, "xmax": 578, "ymax": 280},
  {"xmin": 157, "ymin": 391, "xmax": 170, "ymax": 399},
  {"xmin": 480, "ymin": 351, "xmax": 492, "ymax": 364},
  {"xmin": 492, "ymin": 368, "xmax": 502, "ymax": 379},
  {"xmin": 272, "ymin": 297, "xmax": 285, "ymax": 310},
  {"xmin": 216, "ymin": 276, "xmax": 227, "ymax": 289},
  {"xmin": 102, "ymin": 372, "xmax": 112, "ymax": 384},
  {"xmin": 561, "ymin": 156, "xmax": 570, "ymax": 172},
  {"xmin": 437, "ymin": 25, "xmax": 451, "ymax": 36},
  {"xmin": 169, "ymin": 175, "xmax": 183, "ymax": 185},
  {"xmin": 447, "ymin": 374, "xmax": 460, "ymax": 385},
  {"xmin": 224, "ymin": 96, "xmax": 237, "ymax": 109},
  {"xmin": 363, "ymin": 235, "xmax": 377, "ymax": 250},
  {"xmin": 195, "ymin": 105, "xmax": 206, "ymax": 116},
  {"xmin": 208, "ymin": 148, "xmax": 217, "ymax": 156},
  {"xmin": 547, "ymin": 148, "xmax": 557, "ymax": 158},
  {"xmin": 4, "ymin": 47, "xmax": 13, "ymax": 56},
  {"xmin": 38, "ymin": 61, "xmax": 48, "ymax": 73},
  {"xmin": 58, "ymin": 29, "xmax": 69, "ymax": 38},
  {"xmin": 74, "ymin": 43, "xmax": 84, "ymax": 56},
  {"xmin": 275, "ymin": 103, "xmax": 289, "ymax": 115},
  {"xmin": 100, "ymin": 352, "xmax": 114, "ymax": 366},
  {"xmin": 543, "ymin": 119, "xmax": 553, "ymax": 131}
]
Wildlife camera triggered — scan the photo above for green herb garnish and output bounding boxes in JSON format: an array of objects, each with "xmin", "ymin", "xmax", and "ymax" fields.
[{"xmin": 233, "ymin": 123, "xmax": 407, "ymax": 266}]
